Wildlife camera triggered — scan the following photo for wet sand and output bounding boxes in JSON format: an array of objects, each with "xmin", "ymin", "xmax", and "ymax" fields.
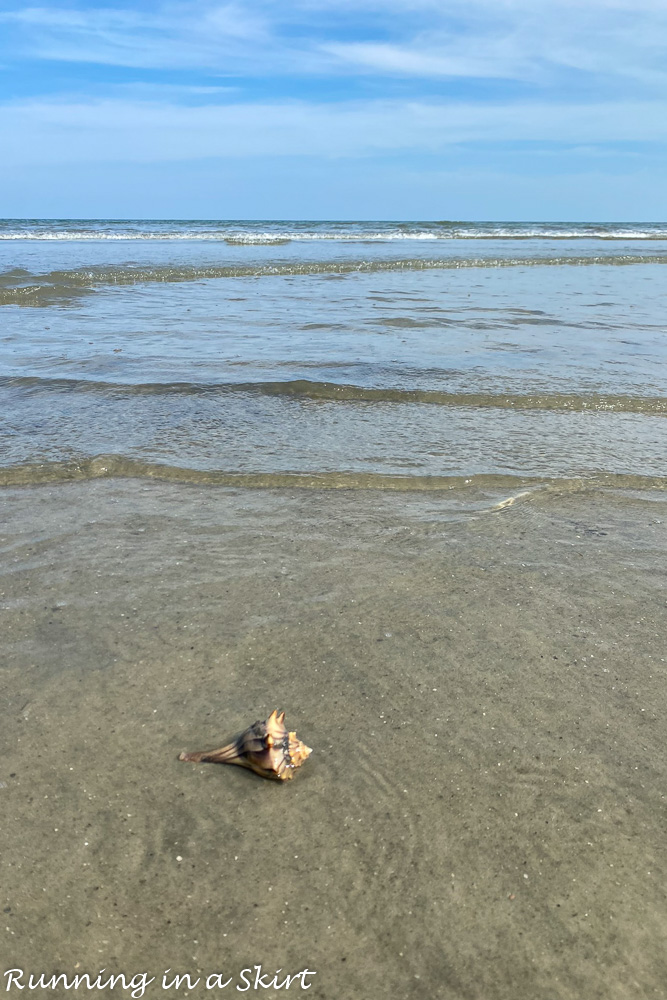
[{"xmin": 1, "ymin": 480, "xmax": 667, "ymax": 999}]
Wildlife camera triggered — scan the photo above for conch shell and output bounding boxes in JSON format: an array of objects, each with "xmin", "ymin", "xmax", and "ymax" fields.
[{"xmin": 179, "ymin": 710, "xmax": 312, "ymax": 781}]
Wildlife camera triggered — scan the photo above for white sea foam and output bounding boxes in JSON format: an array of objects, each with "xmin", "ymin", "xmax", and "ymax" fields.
[{"xmin": 1, "ymin": 221, "xmax": 667, "ymax": 241}]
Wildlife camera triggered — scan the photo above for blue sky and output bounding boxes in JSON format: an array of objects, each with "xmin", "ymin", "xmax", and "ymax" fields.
[{"xmin": 0, "ymin": 0, "xmax": 666, "ymax": 219}]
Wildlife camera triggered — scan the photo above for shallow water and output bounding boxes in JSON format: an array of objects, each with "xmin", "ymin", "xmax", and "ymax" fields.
[
  {"xmin": 1, "ymin": 220, "xmax": 666, "ymax": 493},
  {"xmin": 2, "ymin": 481, "xmax": 667, "ymax": 999},
  {"xmin": 1, "ymin": 221, "xmax": 667, "ymax": 998}
]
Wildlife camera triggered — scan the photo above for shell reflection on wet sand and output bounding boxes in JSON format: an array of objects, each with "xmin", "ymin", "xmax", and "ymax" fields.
[{"xmin": 179, "ymin": 710, "xmax": 312, "ymax": 781}]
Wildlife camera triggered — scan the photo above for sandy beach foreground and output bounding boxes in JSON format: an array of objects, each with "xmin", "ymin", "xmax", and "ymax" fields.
[{"xmin": 1, "ymin": 480, "xmax": 666, "ymax": 999}]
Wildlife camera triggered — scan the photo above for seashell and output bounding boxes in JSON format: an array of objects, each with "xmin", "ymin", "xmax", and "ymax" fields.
[{"xmin": 179, "ymin": 710, "xmax": 312, "ymax": 781}]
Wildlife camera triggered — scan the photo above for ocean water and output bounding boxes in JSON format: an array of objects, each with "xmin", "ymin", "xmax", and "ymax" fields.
[
  {"xmin": 1, "ymin": 218, "xmax": 666, "ymax": 497},
  {"xmin": 3, "ymin": 220, "xmax": 667, "ymax": 999}
]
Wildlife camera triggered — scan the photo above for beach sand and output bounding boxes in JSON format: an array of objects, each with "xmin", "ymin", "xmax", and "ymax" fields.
[{"xmin": 1, "ymin": 480, "xmax": 666, "ymax": 999}]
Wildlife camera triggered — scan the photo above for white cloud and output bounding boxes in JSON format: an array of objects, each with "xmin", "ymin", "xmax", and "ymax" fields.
[
  {"xmin": 1, "ymin": 95, "xmax": 666, "ymax": 165},
  {"xmin": 0, "ymin": 0, "xmax": 665, "ymax": 88},
  {"xmin": 0, "ymin": 4, "xmax": 277, "ymax": 71},
  {"xmin": 112, "ymin": 82, "xmax": 239, "ymax": 98},
  {"xmin": 322, "ymin": 42, "xmax": 535, "ymax": 82}
]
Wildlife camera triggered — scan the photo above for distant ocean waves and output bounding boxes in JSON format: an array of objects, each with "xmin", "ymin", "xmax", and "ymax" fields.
[{"xmin": 2, "ymin": 219, "xmax": 667, "ymax": 242}]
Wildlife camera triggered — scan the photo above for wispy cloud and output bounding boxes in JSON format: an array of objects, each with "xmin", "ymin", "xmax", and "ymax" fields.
[
  {"xmin": 0, "ymin": 0, "xmax": 666, "ymax": 91},
  {"xmin": 322, "ymin": 42, "xmax": 536, "ymax": 82},
  {"xmin": 319, "ymin": 0, "xmax": 667, "ymax": 88},
  {"xmin": 0, "ymin": 4, "xmax": 277, "ymax": 71},
  {"xmin": 2, "ymin": 95, "xmax": 666, "ymax": 165}
]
